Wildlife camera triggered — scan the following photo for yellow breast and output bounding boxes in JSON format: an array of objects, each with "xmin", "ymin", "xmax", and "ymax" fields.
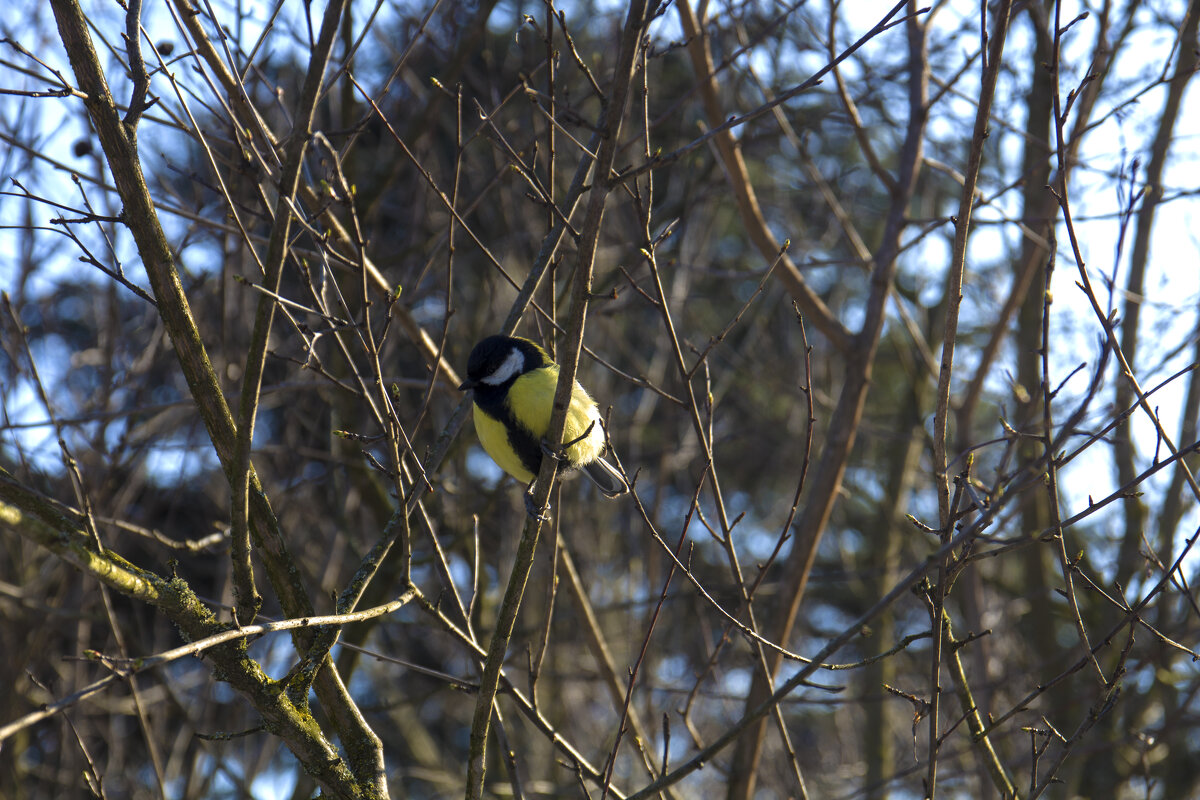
[
  {"xmin": 472, "ymin": 366, "xmax": 608, "ymax": 485},
  {"xmin": 473, "ymin": 404, "xmax": 537, "ymax": 483}
]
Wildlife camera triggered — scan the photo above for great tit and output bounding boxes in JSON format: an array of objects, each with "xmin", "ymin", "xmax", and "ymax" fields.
[{"xmin": 458, "ymin": 335, "xmax": 628, "ymax": 502}]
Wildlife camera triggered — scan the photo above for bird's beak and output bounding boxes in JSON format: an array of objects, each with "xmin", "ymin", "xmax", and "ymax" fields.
[{"xmin": 458, "ymin": 379, "xmax": 477, "ymax": 391}]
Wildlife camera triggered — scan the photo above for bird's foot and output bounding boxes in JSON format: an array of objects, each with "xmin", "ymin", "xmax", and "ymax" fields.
[
  {"xmin": 539, "ymin": 438, "xmax": 566, "ymax": 463},
  {"xmin": 524, "ymin": 489, "xmax": 551, "ymax": 523}
]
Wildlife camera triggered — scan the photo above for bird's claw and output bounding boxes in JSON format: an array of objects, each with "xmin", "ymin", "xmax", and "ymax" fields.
[
  {"xmin": 539, "ymin": 438, "xmax": 565, "ymax": 463},
  {"xmin": 524, "ymin": 490, "xmax": 551, "ymax": 523}
]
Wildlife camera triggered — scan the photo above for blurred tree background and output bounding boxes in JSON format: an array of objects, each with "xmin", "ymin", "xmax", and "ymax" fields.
[{"xmin": 2, "ymin": 0, "xmax": 1199, "ymax": 798}]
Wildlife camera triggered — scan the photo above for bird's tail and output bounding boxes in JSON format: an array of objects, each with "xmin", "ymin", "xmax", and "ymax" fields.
[{"xmin": 583, "ymin": 457, "xmax": 628, "ymax": 498}]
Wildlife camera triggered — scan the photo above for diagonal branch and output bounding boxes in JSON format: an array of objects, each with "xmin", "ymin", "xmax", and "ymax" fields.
[
  {"xmin": 46, "ymin": 1, "xmax": 389, "ymax": 794},
  {"xmin": 0, "ymin": 477, "xmax": 368, "ymax": 799},
  {"xmin": 676, "ymin": 0, "xmax": 852, "ymax": 353}
]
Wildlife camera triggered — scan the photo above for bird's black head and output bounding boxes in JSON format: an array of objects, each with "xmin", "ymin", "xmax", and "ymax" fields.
[{"xmin": 458, "ymin": 335, "xmax": 550, "ymax": 391}]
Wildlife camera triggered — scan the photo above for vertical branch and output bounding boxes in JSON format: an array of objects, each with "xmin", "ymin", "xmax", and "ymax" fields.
[
  {"xmin": 230, "ymin": 0, "xmax": 349, "ymax": 626},
  {"xmin": 1039, "ymin": 240, "xmax": 1105, "ymax": 684},
  {"xmin": 927, "ymin": 5, "xmax": 1013, "ymax": 795},
  {"xmin": 1112, "ymin": 0, "xmax": 1200, "ymax": 586},
  {"xmin": 1156, "ymin": 308, "xmax": 1200, "ymax": 567},
  {"xmin": 464, "ymin": 4, "xmax": 657, "ymax": 798},
  {"xmin": 940, "ymin": 610, "xmax": 1019, "ymax": 797},
  {"xmin": 47, "ymin": 0, "xmax": 309, "ymax": 629},
  {"xmin": 1048, "ymin": 5, "xmax": 1200, "ymax": 517},
  {"xmin": 545, "ymin": 0, "xmax": 559, "ymax": 344},
  {"xmin": 120, "ymin": 0, "xmax": 151, "ymax": 135},
  {"xmin": 729, "ymin": 3, "xmax": 930, "ymax": 797},
  {"xmin": 932, "ymin": 0, "xmax": 1014, "ymax": 524}
]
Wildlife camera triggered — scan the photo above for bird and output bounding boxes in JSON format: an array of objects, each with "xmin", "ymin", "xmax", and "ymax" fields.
[{"xmin": 458, "ymin": 334, "xmax": 628, "ymax": 509}]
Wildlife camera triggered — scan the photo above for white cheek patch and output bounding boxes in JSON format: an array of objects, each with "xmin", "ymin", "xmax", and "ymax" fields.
[{"xmin": 481, "ymin": 348, "xmax": 525, "ymax": 385}]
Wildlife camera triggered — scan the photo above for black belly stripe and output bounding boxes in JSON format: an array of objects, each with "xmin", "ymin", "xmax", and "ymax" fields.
[{"xmin": 473, "ymin": 388, "xmax": 543, "ymax": 478}]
